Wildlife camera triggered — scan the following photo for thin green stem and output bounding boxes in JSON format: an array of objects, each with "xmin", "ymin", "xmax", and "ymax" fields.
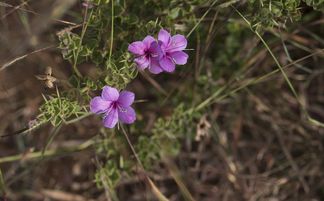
[
  {"xmin": 108, "ymin": 0, "xmax": 114, "ymax": 62},
  {"xmin": 72, "ymin": 7, "xmax": 93, "ymax": 77},
  {"xmin": 231, "ymin": 6, "xmax": 300, "ymax": 100},
  {"xmin": 255, "ymin": 31, "xmax": 300, "ymax": 100},
  {"xmin": 0, "ymin": 140, "xmax": 94, "ymax": 164},
  {"xmin": 120, "ymin": 126, "xmax": 144, "ymax": 169},
  {"xmin": 64, "ymin": 112, "xmax": 92, "ymax": 125},
  {"xmin": 186, "ymin": 0, "xmax": 218, "ymax": 38},
  {"xmin": 120, "ymin": 126, "xmax": 170, "ymax": 201},
  {"xmin": 0, "ymin": 168, "xmax": 5, "ymax": 195},
  {"xmin": 192, "ymin": 49, "xmax": 324, "ymax": 113},
  {"xmin": 194, "ymin": 86, "xmax": 226, "ymax": 112},
  {"xmin": 232, "ymin": 5, "xmax": 324, "ymax": 127},
  {"xmin": 41, "ymin": 124, "xmax": 62, "ymax": 158},
  {"xmin": 186, "ymin": 0, "xmax": 240, "ymax": 38}
]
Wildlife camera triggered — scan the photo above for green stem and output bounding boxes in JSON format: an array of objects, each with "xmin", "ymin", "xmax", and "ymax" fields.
[
  {"xmin": 0, "ymin": 140, "xmax": 94, "ymax": 164},
  {"xmin": 186, "ymin": 0, "xmax": 218, "ymax": 38},
  {"xmin": 72, "ymin": 7, "xmax": 93, "ymax": 77},
  {"xmin": 232, "ymin": 5, "xmax": 324, "ymax": 127},
  {"xmin": 191, "ymin": 48, "xmax": 324, "ymax": 113},
  {"xmin": 64, "ymin": 112, "xmax": 92, "ymax": 125},
  {"xmin": 0, "ymin": 168, "xmax": 5, "ymax": 195},
  {"xmin": 108, "ymin": 0, "xmax": 114, "ymax": 62}
]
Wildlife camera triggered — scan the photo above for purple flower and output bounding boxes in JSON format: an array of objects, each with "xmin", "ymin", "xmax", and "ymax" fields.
[
  {"xmin": 128, "ymin": 29, "xmax": 189, "ymax": 74},
  {"xmin": 128, "ymin": 36, "xmax": 164, "ymax": 74},
  {"xmin": 157, "ymin": 29, "xmax": 188, "ymax": 72},
  {"xmin": 90, "ymin": 86, "xmax": 136, "ymax": 128}
]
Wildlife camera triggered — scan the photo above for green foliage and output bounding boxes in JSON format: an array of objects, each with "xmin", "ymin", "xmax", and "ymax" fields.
[
  {"xmin": 103, "ymin": 56, "xmax": 138, "ymax": 90},
  {"xmin": 58, "ymin": 30, "xmax": 93, "ymax": 64},
  {"xmin": 137, "ymin": 104, "xmax": 198, "ymax": 169},
  {"xmin": 58, "ymin": 1, "xmax": 165, "ymax": 91},
  {"xmin": 95, "ymin": 160, "xmax": 121, "ymax": 189},
  {"xmin": 247, "ymin": 0, "xmax": 301, "ymax": 30},
  {"xmin": 136, "ymin": 135, "xmax": 161, "ymax": 169},
  {"xmin": 246, "ymin": 0, "xmax": 324, "ymax": 30},
  {"xmin": 38, "ymin": 95, "xmax": 87, "ymax": 126},
  {"xmin": 56, "ymin": 0, "xmax": 219, "ymax": 95},
  {"xmin": 94, "ymin": 132, "xmax": 133, "ymax": 189},
  {"xmin": 303, "ymin": 0, "xmax": 324, "ymax": 11},
  {"xmin": 212, "ymin": 21, "xmax": 251, "ymax": 78},
  {"xmin": 94, "ymin": 104, "xmax": 198, "ymax": 187}
]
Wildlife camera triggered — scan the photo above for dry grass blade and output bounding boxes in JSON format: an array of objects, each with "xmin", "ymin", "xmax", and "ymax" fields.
[
  {"xmin": 41, "ymin": 189, "xmax": 91, "ymax": 201},
  {"xmin": 0, "ymin": 46, "xmax": 55, "ymax": 71},
  {"xmin": 0, "ymin": 168, "xmax": 5, "ymax": 195},
  {"xmin": 0, "ymin": 0, "xmax": 29, "ymax": 20},
  {"xmin": 163, "ymin": 158, "xmax": 196, "ymax": 201},
  {"xmin": 232, "ymin": 6, "xmax": 324, "ymax": 128},
  {"xmin": 0, "ymin": 1, "xmax": 77, "ymax": 25},
  {"xmin": 0, "ymin": 140, "xmax": 93, "ymax": 164},
  {"xmin": 275, "ymin": 129, "xmax": 310, "ymax": 193},
  {"xmin": 120, "ymin": 126, "xmax": 170, "ymax": 201},
  {"xmin": 140, "ymin": 71, "xmax": 167, "ymax": 96},
  {"xmin": 147, "ymin": 178, "xmax": 170, "ymax": 201}
]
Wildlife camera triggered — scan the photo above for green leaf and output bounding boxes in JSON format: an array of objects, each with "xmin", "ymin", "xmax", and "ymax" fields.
[{"xmin": 303, "ymin": 0, "xmax": 324, "ymax": 11}]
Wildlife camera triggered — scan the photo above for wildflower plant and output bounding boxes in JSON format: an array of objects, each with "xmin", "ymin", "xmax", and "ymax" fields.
[{"xmin": 35, "ymin": 0, "xmax": 197, "ymax": 190}]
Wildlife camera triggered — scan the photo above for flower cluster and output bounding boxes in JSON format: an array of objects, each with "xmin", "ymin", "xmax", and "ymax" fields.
[
  {"xmin": 128, "ymin": 29, "xmax": 188, "ymax": 74},
  {"xmin": 90, "ymin": 29, "xmax": 189, "ymax": 128}
]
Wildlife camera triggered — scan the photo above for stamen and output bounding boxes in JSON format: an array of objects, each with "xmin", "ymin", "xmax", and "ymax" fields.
[{"xmin": 118, "ymin": 105, "xmax": 127, "ymax": 113}]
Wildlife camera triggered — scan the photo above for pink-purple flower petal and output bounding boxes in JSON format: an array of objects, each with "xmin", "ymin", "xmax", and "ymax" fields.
[
  {"xmin": 103, "ymin": 108, "xmax": 119, "ymax": 128},
  {"xmin": 128, "ymin": 41, "xmax": 146, "ymax": 55},
  {"xmin": 118, "ymin": 106, "xmax": 136, "ymax": 124},
  {"xmin": 167, "ymin": 35, "xmax": 187, "ymax": 52},
  {"xmin": 134, "ymin": 56, "xmax": 150, "ymax": 69},
  {"xmin": 149, "ymin": 59, "xmax": 163, "ymax": 74},
  {"xmin": 118, "ymin": 91, "xmax": 135, "ymax": 107},
  {"xmin": 143, "ymin": 35, "xmax": 155, "ymax": 48},
  {"xmin": 90, "ymin": 96, "xmax": 111, "ymax": 114},
  {"xmin": 158, "ymin": 29, "xmax": 171, "ymax": 46},
  {"xmin": 90, "ymin": 86, "xmax": 137, "ymax": 128},
  {"xmin": 102, "ymin": 86, "xmax": 119, "ymax": 101},
  {"xmin": 170, "ymin": 51, "xmax": 188, "ymax": 65},
  {"xmin": 159, "ymin": 56, "xmax": 175, "ymax": 72}
]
